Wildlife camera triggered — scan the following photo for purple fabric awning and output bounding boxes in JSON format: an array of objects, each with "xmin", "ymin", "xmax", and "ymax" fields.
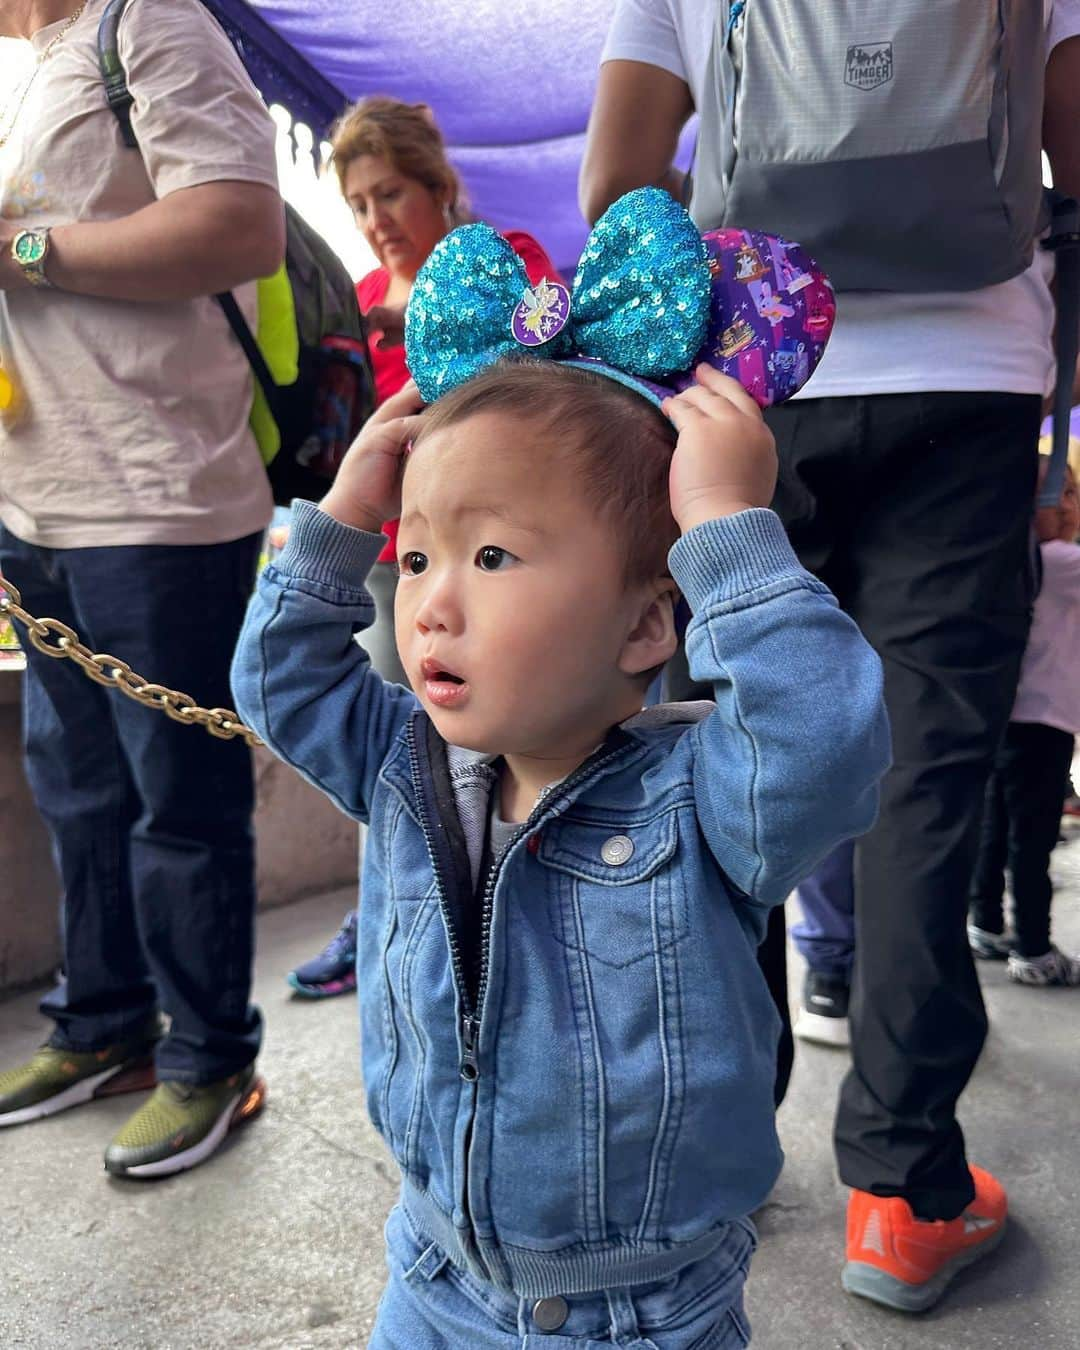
[{"xmin": 209, "ymin": 0, "xmax": 693, "ymax": 274}]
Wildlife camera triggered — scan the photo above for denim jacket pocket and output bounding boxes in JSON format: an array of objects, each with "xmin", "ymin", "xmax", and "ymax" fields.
[{"xmin": 538, "ymin": 809, "xmax": 686, "ymax": 968}]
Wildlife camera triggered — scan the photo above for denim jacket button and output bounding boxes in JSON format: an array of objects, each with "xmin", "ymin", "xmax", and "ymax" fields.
[
  {"xmin": 532, "ymin": 1296, "xmax": 569, "ymax": 1331},
  {"xmin": 601, "ymin": 834, "xmax": 634, "ymax": 866}
]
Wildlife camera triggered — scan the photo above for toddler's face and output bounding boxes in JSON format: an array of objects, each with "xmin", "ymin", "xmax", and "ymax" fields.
[{"xmin": 394, "ymin": 412, "xmax": 650, "ymax": 758}]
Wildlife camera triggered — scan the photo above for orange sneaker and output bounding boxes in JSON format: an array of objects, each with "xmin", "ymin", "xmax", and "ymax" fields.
[{"xmin": 842, "ymin": 1165, "xmax": 1007, "ymax": 1312}]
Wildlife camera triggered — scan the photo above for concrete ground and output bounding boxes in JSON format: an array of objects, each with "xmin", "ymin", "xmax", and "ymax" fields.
[{"xmin": 1, "ymin": 821, "xmax": 1078, "ymax": 1350}]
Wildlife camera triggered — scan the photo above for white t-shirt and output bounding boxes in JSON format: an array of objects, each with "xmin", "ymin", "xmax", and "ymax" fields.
[
  {"xmin": 602, "ymin": 0, "xmax": 1080, "ymax": 399},
  {"xmin": 0, "ymin": 0, "xmax": 278, "ymax": 548}
]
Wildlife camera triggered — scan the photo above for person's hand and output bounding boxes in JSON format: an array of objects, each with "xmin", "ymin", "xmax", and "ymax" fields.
[
  {"xmin": 662, "ymin": 365, "xmax": 777, "ymax": 533},
  {"xmin": 366, "ymin": 302, "xmax": 406, "ymax": 350},
  {"xmin": 319, "ymin": 380, "xmax": 425, "ymax": 532}
]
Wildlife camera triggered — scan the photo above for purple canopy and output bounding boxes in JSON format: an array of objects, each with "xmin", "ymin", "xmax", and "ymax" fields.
[{"xmin": 212, "ymin": 0, "xmax": 694, "ymax": 274}]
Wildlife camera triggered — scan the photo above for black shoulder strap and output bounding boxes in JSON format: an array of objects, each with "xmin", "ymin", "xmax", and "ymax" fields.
[
  {"xmin": 1042, "ymin": 192, "xmax": 1080, "ymax": 508},
  {"xmin": 97, "ymin": 0, "xmax": 137, "ymax": 149},
  {"xmin": 96, "ymin": 0, "xmax": 279, "ymax": 410},
  {"xmin": 215, "ymin": 291, "xmax": 281, "ymax": 414}
]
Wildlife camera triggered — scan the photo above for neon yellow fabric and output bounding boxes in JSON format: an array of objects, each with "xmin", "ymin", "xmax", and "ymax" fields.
[{"xmin": 250, "ymin": 265, "xmax": 300, "ymax": 465}]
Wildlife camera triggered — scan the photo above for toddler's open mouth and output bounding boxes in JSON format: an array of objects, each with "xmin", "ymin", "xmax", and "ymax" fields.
[{"xmin": 420, "ymin": 657, "xmax": 469, "ymax": 708}]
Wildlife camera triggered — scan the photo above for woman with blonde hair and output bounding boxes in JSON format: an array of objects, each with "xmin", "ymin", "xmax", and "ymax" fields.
[{"xmin": 287, "ymin": 96, "xmax": 562, "ymax": 997}]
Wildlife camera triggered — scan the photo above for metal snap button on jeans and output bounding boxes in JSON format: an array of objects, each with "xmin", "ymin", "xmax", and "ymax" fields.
[
  {"xmin": 601, "ymin": 834, "xmax": 634, "ymax": 866},
  {"xmin": 532, "ymin": 1295, "xmax": 569, "ymax": 1331}
]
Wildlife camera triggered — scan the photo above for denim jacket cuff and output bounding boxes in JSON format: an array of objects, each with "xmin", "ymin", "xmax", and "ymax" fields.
[
  {"xmin": 669, "ymin": 509, "xmax": 804, "ymax": 609},
  {"xmin": 274, "ymin": 499, "xmax": 388, "ymax": 589}
]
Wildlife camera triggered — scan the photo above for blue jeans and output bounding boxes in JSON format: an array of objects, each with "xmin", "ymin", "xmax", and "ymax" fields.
[
  {"xmin": 791, "ymin": 838, "xmax": 855, "ymax": 980},
  {"xmin": 371, "ymin": 1207, "xmax": 754, "ymax": 1349},
  {"xmin": 0, "ymin": 527, "xmax": 262, "ymax": 1082}
]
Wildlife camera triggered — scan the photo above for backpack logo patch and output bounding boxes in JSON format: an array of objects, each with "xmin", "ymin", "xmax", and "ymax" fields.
[{"xmin": 845, "ymin": 43, "xmax": 893, "ymax": 91}]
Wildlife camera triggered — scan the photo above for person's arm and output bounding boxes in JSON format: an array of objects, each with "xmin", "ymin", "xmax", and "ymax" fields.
[
  {"xmin": 1, "ymin": 0, "xmax": 284, "ymax": 300},
  {"xmin": 579, "ymin": 60, "xmax": 694, "ymax": 225},
  {"xmin": 662, "ymin": 369, "xmax": 891, "ymax": 907},
  {"xmin": 231, "ymin": 386, "xmax": 427, "ymax": 818},
  {"xmin": 1044, "ymin": 35, "xmax": 1080, "ymax": 199},
  {"xmin": 0, "ymin": 181, "xmax": 284, "ymax": 300},
  {"xmin": 230, "ymin": 501, "xmax": 417, "ymax": 822}
]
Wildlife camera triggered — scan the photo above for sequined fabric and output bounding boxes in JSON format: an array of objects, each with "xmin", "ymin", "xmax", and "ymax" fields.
[
  {"xmin": 405, "ymin": 224, "xmax": 558, "ymax": 403},
  {"xmin": 405, "ymin": 188, "xmax": 712, "ymax": 405},
  {"xmin": 570, "ymin": 188, "xmax": 710, "ymax": 379}
]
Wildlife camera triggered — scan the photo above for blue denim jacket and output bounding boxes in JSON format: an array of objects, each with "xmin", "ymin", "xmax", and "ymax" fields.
[{"xmin": 232, "ymin": 501, "xmax": 889, "ymax": 1299}]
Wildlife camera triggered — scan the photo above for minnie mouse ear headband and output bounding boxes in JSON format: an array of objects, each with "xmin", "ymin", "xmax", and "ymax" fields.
[{"xmin": 404, "ymin": 186, "xmax": 836, "ymax": 413}]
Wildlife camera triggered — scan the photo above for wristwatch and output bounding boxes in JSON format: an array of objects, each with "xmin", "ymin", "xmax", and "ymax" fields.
[{"xmin": 11, "ymin": 228, "xmax": 53, "ymax": 288}]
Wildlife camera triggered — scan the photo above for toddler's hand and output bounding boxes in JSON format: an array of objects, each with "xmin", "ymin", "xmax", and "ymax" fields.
[
  {"xmin": 319, "ymin": 380, "xmax": 425, "ymax": 533},
  {"xmin": 663, "ymin": 365, "xmax": 777, "ymax": 533}
]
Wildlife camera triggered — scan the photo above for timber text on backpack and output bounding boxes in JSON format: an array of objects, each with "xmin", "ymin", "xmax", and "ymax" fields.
[{"xmin": 97, "ymin": 0, "xmax": 376, "ymax": 505}]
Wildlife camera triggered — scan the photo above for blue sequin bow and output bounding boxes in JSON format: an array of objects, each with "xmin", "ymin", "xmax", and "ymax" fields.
[{"xmin": 404, "ymin": 187, "xmax": 712, "ymax": 405}]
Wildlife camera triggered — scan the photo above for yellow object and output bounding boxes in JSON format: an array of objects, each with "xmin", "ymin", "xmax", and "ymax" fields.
[
  {"xmin": 0, "ymin": 365, "xmax": 23, "ymax": 427},
  {"xmin": 249, "ymin": 266, "xmax": 300, "ymax": 466}
]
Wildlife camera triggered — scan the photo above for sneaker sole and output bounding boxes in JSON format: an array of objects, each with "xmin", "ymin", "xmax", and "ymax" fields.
[
  {"xmin": 842, "ymin": 1222, "xmax": 1006, "ymax": 1313},
  {"xmin": 0, "ymin": 1056, "xmax": 157, "ymax": 1128},
  {"xmin": 793, "ymin": 1009, "xmax": 850, "ymax": 1048},
  {"xmin": 970, "ymin": 943, "xmax": 1010, "ymax": 962},
  {"xmin": 105, "ymin": 1076, "xmax": 267, "ymax": 1180},
  {"xmin": 286, "ymin": 972, "xmax": 357, "ymax": 999}
]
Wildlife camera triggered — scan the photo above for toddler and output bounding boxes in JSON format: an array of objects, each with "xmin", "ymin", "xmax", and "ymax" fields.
[
  {"xmin": 968, "ymin": 461, "xmax": 1080, "ymax": 984},
  {"xmin": 232, "ymin": 198, "xmax": 889, "ymax": 1347}
]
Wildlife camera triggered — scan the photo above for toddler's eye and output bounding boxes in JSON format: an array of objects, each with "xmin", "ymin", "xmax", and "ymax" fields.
[
  {"xmin": 400, "ymin": 551, "xmax": 428, "ymax": 576},
  {"xmin": 476, "ymin": 546, "xmax": 514, "ymax": 572}
]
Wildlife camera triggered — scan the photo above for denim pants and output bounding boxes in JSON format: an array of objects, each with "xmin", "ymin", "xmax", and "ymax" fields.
[
  {"xmin": 0, "ymin": 526, "xmax": 263, "ymax": 1082},
  {"xmin": 791, "ymin": 839, "xmax": 855, "ymax": 979},
  {"xmin": 370, "ymin": 1207, "xmax": 754, "ymax": 1350}
]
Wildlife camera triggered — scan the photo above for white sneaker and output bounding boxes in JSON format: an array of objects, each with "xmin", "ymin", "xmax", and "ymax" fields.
[{"xmin": 1006, "ymin": 946, "xmax": 1080, "ymax": 987}]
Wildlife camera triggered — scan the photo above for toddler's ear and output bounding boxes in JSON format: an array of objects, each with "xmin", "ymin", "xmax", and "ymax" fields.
[{"xmin": 619, "ymin": 582, "xmax": 678, "ymax": 678}]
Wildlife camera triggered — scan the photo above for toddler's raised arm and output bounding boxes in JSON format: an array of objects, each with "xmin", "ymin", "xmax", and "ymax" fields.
[
  {"xmin": 663, "ymin": 368, "xmax": 891, "ymax": 905},
  {"xmin": 230, "ymin": 386, "xmax": 425, "ymax": 820}
]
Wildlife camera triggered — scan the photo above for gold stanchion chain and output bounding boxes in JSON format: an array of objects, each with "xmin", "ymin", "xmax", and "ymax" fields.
[{"xmin": 0, "ymin": 571, "xmax": 262, "ymax": 749}]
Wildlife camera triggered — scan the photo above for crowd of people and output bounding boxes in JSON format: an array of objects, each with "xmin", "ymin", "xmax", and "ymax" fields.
[{"xmin": 0, "ymin": 0, "xmax": 1078, "ymax": 1346}]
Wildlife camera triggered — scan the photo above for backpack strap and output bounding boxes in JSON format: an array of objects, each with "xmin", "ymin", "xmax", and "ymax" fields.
[
  {"xmin": 96, "ymin": 1, "xmax": 285, "ymax": 421},
  {"xmin": 215, "ymin": 290, "xmax": 283, "ymax": 419},
  {"xmin": 1042, "ymin": 191, "xmax": 1080, "ymax": 508},
  {"xmin": 97, "ymin": 0, "xmax": 137, "ymax": 149}
]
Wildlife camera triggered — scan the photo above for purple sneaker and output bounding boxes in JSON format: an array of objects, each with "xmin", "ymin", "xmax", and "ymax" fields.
[{"xmin": 287, "ymin": 910, "xmax": 358, "ymax": 998}]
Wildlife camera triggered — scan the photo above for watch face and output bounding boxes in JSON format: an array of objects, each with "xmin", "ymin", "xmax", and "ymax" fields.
[{"xmin": 14, "ymin": 232, "xmax": 46, "ymax": 265}]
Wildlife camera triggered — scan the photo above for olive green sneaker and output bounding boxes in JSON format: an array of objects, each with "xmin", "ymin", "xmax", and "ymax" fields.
[
  {"xmin": 0, "ymin": 1023, "xmax": 160, "ymax": 1128},
  {"xmin": 104, "ymin": 1063, "xmax": 266, "ymax": 1179}
]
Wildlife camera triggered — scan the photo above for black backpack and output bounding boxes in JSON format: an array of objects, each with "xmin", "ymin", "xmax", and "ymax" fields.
[{"xmin": 97, "ymin": 0, "xmax": 376, "ymax": 505}]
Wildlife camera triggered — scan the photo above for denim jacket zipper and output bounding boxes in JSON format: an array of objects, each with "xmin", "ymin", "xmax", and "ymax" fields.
[{"xmin": 405, "ymin": 717, "xmax": 632, "ymax": 1257}]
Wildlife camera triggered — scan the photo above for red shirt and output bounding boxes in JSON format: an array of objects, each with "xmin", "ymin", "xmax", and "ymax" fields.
[{"xmin": 356, "ymin": 230, "xmax": 563, "ymax": 562}]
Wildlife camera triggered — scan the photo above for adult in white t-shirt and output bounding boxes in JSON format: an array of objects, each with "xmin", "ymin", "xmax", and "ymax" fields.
[
  {"xmin": 0, "ymin": 0, "xmax": 283, "ymax": 1179},
  {"xmin": 582, "ymin": 0, "xmax": 1080, "ymax": 1316}
]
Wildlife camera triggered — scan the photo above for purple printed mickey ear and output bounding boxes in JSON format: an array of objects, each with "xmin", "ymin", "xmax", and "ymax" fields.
[{"xmin": 671, "ymin": 230, "xmax": 836, "ymax": 408}]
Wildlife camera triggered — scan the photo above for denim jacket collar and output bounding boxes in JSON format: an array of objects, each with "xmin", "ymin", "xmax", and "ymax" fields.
[{"xmin": 381, "ymin": 701, "xmax": 714, "ymax": 857}]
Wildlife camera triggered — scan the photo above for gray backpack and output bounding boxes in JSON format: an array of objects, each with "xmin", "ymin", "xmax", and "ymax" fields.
[{"xmin": 689, "ymin": 0, "xmax": 1048, "ymax": 292}]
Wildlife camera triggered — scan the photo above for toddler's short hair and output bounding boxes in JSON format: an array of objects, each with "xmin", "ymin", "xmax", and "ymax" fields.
[{"xmin": 412, "ymin": 360, "xmax": 679, "ymax": 587}]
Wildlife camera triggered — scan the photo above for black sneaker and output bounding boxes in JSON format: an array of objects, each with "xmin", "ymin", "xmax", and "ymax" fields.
[{"xmin": 793, "ymin": 971, "xmax": 850, "ymax": 1048}]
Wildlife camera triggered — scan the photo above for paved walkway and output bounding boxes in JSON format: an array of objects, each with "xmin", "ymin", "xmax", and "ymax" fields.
[{"xmin": 1, "ymin": 819, "xmax": 1078, "ymax": 1349}]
